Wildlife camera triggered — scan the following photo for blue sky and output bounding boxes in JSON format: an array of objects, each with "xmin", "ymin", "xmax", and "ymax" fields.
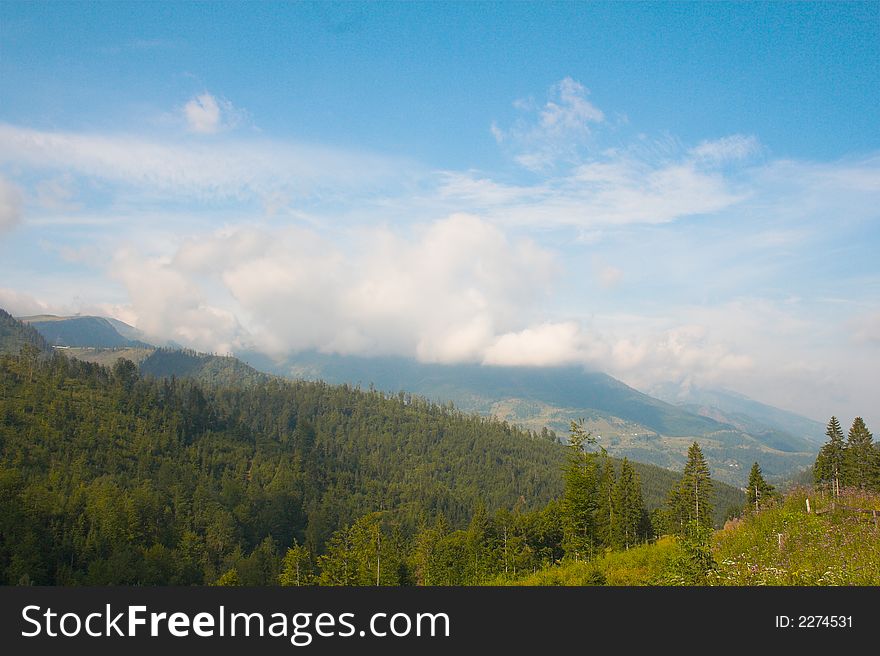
[{"xmin": 1, "ymin": 1, "xmax": 878, "ymax": 427}]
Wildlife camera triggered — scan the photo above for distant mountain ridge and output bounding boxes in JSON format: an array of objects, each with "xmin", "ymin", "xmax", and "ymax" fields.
[
  {"xmin": 19, "ymin": 315, "xmax": 151, "ymax": 349},
  {"xmin": 15, "ymin": 309, "xmax": 821, "ymax": 486},
  {"xmin": 648, "ymin": 382, "xmax": 826, "ymax": 446},
  {"xmin": 239, "ymin": 351, "xmax": 820, "ymax": 486}
]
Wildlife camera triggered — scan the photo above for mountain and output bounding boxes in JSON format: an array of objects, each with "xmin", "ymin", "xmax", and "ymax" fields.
[
  {"xmin": 19, "ymin": 314, "xmax": 152, "ymax": 348},
  {"xmin": 648, "ymin": 383, "xmax": 826, "ymax": 446},
  {"xmin": 239, "ymin": 351, "xmax": 819, "ymax": 486},
  {"xmin": 0, "ymin": 348, "xmax": 746, "ymax": 584},
  {"xmin": 17, "ymin": 309, "xmax": 818, "ymax": 486}
]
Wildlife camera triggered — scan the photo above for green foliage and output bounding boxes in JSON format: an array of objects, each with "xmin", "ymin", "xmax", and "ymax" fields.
[
  {"xmin": 279, "ymin": 541, "xmax": 314, "ymax": 586},
  {"xmin": 844, "ymin": 417, "xmax": 876, "ymax": 489},
  {"xmin": 814, "ymin": 416, "xmax": 846, "ymax": 493},
  {"xmin": 711, "ymin": 487, "xmax": 880, "ymax": 585},
  {"xmin": 614, "ymin": 458, "xmax": 643, "ymax": 549},
  {"xmin": 595, "ymin": 455, "xmax": 616, "ymax": 549},
  {"xmin": 0, "ymin": 309, "xmax": 49, "ymax": 355},
  {"xmin": 214, "ymin": 568, "xmax": 241, "ymax": 586},
  {"xmin": 139, "ymin": 348, "xmax": 270, "ymax": 388},
  {"xmin": 813, "ymin": 416, "xmax": 878, "ymax": 494},
  {"xmin": 668, "ymin": 442, "xmax": 714, "ymax": 533},
  {"xmin": 0, "ymin": 323, "xmax": 745, "ymax": 587},
  {"xmin": 507, "ymin": 537, "xmax": 685, "ymax": 586},
  {"xmin": 561, "ymin": 419, "xmax": 599, "ymax": 561},
  {"xmin": 0, "ymin": 350, "xmax": 567, "ymax": 584},
  {"xmin": 746, "ymin": 461, "xmax": 775, "ymax": 511}
]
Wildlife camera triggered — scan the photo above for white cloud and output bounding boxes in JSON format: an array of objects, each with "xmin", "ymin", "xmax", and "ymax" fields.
[
  {"xmin": 0, "ymin": 123, "xmax": 408, "ymax": 205},
  {"xmin": 0, "ymin": 175, "xmax": 23, "ymax": 234},
  {"xmin": 483, "ymin": 322, "xmax": 584, "ymax": 366},
  {"xmin": 492, "ymin": 77, "xmax": 605, "ymax": 171},
  {"xmin": 0, "ymin": 288, "xmax": 53, "ymax": 316},
  {"xmin": 438, "ymin": 154, "xmax": 745, "ymax": 228},
  {"xmin": 182, "ymin": 93, "xmax": 241, "ymax": 134},
  {"xmin": 108, "ymin": 214, "xmax": 561, "ymax": 362},
  {"xmin": 689, "ymin": 134, "xmax": 761, "ymax": 163},
  {"xmin": 851, "ymin": 311, "xmax": 880, "ymax": 346},
  {"xmin": 34, "ymin": 174, "xmax": 80, "ymax": 211}
]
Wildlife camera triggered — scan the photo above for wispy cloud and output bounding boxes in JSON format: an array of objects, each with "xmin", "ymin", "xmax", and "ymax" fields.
[
  {"xmin": 181, "ymin": 93, "xmax": 243, "ymax": 135},
  {"xmin": 492, "ymin": 77, "xmax": 605, "ymax": 171},
  {"xmin": 0, "ymin": 175, "xmax": 23, "ymax": 234},
  {"xmin": 0, "ymin": 123, "xmax": 411, "ymax": 206}
]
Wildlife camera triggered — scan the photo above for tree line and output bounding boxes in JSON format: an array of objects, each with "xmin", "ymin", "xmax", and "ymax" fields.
[{"xmin": 813, "ymin": 415, "xmax": 878, "ymax": 495}]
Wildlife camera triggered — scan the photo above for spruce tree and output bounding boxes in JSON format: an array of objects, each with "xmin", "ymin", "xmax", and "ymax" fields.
[
  {"xmin": 673, "ymin": 442, "xmax": 713, "ymax": 532},
  {"xmin": 561, "ymin": 419, "xmax": 599, "ymax": 561},
  {"xmin": 814, "ymin": 416, "xmax": 846, "ymax": 496},
  {"xmin": 746, "ymin": 461, "xmax": 774, "ymax": 511},
  {"xmin": 613, "ymin": 458, "xmax": 643, "ymax": 549},
  {"xmin": 844, "ymin": 417, "xmax": 875, "ymax": 490},
  {"xmin": 595, "ymin": 456, "xmax": 617, "ymax": 550}
]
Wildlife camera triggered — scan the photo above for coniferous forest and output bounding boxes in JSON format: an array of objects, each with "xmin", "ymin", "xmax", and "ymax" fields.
[
  {"xmin": 0, "ymin": 342, "xmax": 751, "ymax": 586},
  {"xmin": 1, "ymin": 306, "xmax": 877, "ymax": 586}
]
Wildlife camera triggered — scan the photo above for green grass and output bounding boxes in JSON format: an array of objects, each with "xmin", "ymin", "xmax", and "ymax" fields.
[
  {"xmin": 504, "ymin": 487, "xmax": 880, "ymax": 586},
  {"xmin": 503, "ymin": 537, "xmax": 687, "ymax": 586},
  {"xmin": 710, "ymin": 487, "xmax": 880, "ymax": 585}
]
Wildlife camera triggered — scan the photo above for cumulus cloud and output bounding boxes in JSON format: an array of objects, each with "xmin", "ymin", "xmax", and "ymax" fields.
[
  {"xmin": 0, "ymin": 175, "xmax": 23, "ymax": 234},
  {"xmin": 483, "ymin": 322, "xmax": 584, "ymax": 366},
  {"xmin": 109, "ymin": 214, "xmax": 561, "ymax": 361},
  {"xmin": 182, "ymin": 93, "xmax": 242, "ymax": 134},
  {"xmin": 111, "ymin": 247, "xmax": 246, "ymax": 354}
]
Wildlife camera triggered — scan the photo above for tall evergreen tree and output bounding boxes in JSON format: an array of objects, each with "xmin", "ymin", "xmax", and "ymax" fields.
[
  {"xmin": 613, "ymin": 458, "xmax": 643, "ymax": 550},
  {"xmin": 595, "ymin": 456, "xmax": 617, "ymax": 550},
  {"xmin": 672, "ymin": 442, "xmax": 713, "ymax": 532},
  {"xmin": 561, "ymin": 419, "xmax": 599, "ymax": 561},
  {"xmin": 814, "ymin": 416, "xmax": 846, "ymax": 496},
  {"xmin": 746, "ymin": 462, "xmax": 774, "ymax": 511},
  {"xmin": 844, "ymin": 417, "xmax": 875, "ymax": 490}
]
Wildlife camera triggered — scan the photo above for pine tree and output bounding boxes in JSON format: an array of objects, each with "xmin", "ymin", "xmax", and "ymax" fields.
[
  {"xmin": 844, "ymin": 417, "xmax": 875, "ymax": 490},
  {"xmin": 613, "ymin": 458, "xmax": 643, "ymax": 550},
  {"xmin": 595, "ymin": 456, "xmax": 617, "ymax": 550},
  {"xmin": 561, "ymin": 419, "xmax": 599, "ymax": 561},
  {"xmin": 671, "ymin": 442, "xmax": 713, "ymax": 532},
  {"xmin": 746, "ymin": 462, "xmax": 774, "ymax": 511},
  {"xmin": 814, "ymin": 416, "xmax": 845, "ymax": 496}
]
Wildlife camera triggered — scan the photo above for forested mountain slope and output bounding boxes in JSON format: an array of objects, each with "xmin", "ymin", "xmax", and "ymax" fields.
[{"xmin": 0, "ymin": 350, "xmax": 743, "ymax": 584}]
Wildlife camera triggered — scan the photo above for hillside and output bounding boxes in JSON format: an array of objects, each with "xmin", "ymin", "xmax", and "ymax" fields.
[
  {"xmin": 0, "ymin": 349, "xmax": 744, "ymax": 584},
  {"xmin": 649, "ymin": 382, "xmax": 826, "ymax": 446},
  {"xmin": 0, "ymin": 308, "xmax": 50, "ymax": 355},
  {"xmin": 17, "ymin": 310, "xmax": 816, "ymax": 485},
  {"xmin": 240, "ymin": 351, "xmax": 818, "ymax": 486},
  {"xmin": 505, "ymin": 488, "xmax": 880, "ymax": 586},
  {"xmin": 19, "ymin": 314, "xmax": 151, "ymax": 348},
  {"xmin": 139, "ymin": 348, "xmax": 271, "ymax": 387}
]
